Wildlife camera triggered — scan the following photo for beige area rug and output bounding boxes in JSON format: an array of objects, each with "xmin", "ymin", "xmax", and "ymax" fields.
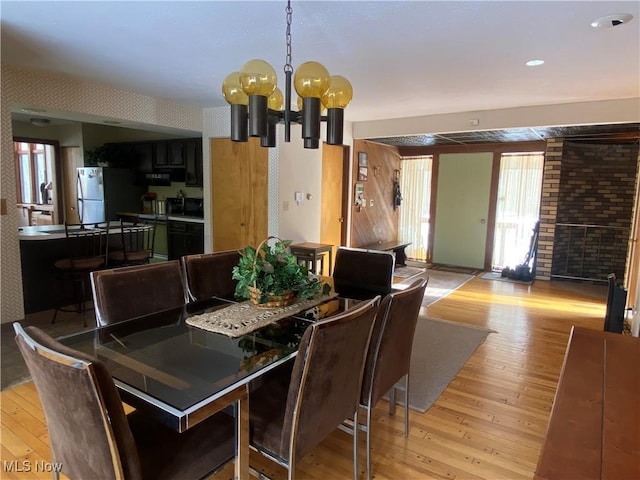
[
  {"xmin": 421, "ymin": 269, "xmax": 475, "ymax": 307},
  {"xmin": 388, "ymin": 317, "xmax": 495, "ymax": 413},
  {"xmin": 481, "ymin": 271, "xmax": 534, "ymax": 285}
]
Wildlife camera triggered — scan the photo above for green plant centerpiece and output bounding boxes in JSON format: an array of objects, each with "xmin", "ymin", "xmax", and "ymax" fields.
[{"xmin": 232, "ymin": 237, "xmax": 330, "ymax": 308}]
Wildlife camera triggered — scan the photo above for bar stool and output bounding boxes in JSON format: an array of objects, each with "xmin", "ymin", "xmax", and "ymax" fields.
[{"xmin": 52, "ymin": 222, "xmax": 109, "ymax": 326}]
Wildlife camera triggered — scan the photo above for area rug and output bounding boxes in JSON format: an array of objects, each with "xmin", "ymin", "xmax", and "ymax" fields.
[
  {"xmin": 394, "ymin": 265, "xmax": 426, "ymax": 279},
  {"xmin": 388, "ymin": 317, "xmax": 495, "ymax": 412},
  {"xmin": 481, "ymin": 271, "xmax": 534, "ymax": 285},
  {"xmin": 421, "ymin": 269, "xmax": 475, "ymax": 306},
  {"xmin": 429, "ymin": 264, "xmax": 482, "ymax": 275}
]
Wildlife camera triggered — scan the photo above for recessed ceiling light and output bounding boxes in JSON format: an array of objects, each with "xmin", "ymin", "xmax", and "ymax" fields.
[
  {"xmin": 591, "ymin": 13, "xmax": 633, "ymax": 28},
  {"xmin": 526, "ymin": 60, "xmax": 545, "ymax": 67}
]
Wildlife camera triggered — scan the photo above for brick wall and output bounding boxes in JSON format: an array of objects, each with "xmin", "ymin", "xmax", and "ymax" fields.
[
  {"xmin": 538, "ymin": 140, "xmax": 639, "ymax": 282},
  {"xmin": 536, "ymin": 139, "xmax": 563, "ymax": 279}
]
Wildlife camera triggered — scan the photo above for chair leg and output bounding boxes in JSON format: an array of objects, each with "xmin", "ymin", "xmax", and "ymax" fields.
[
  {"xmin": 389, "ymin": 386, "xmax": 396, "ymax": 415},
  {"xmin": 365, "ymin": 403, "xmax": 373, "ymax": 480},
  {"xmin": 353, "ymin": 408, "xmax": 359, "ymax": 480},
  {"xmin": 403, "ymin": 374, "xmax": 410, "ymax": 437}
]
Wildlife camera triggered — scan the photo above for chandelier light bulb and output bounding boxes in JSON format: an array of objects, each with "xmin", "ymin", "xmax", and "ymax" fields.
[
  {"xmin": 222, "ymin": 72, "xmax": 249, "ymax": 105},
  {"xmin": 240, "ymin": 59, "xmax": 277, "ymax": 97},
  {"xmin": 321, "ymin": 75, "xmax": 353, "ymax": 109},
  {"xmin": 268, "ymin": 87, "xmax": 284, "ymax": 111},
  {"xmin": 294, "ymin": 61, "xmax": 330, "ymax": 98}
]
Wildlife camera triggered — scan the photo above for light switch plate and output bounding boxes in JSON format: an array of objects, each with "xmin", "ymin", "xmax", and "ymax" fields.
[{"xmin": 294, "ymin": 191, "xmax": 304, "ymax": 203}]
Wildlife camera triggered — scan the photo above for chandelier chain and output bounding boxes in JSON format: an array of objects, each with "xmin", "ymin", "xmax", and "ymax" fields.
[{"xmin": 284, "ymin": 0, "xmax": 293, "ymax": 74}]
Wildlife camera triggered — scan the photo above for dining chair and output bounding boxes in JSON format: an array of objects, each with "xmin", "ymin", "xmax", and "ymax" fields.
[
  {"xmin": 332, "ymin": 246, "xmax": 396, "ymax": 300},
  {"xmin": 91, "ymin": 260, "xmax": 186, "ymax": 327},
  {"xmin": 181, "ymin": 250, "xmax": 241, "ymax": 301},
  {"xmin": 52, "ymin": 221, "xmax": 110, "ymax": 326},
  {"xmin": 352, "ymin": 276, "xmax": 428, "ymax": 480},
  {"xmin": 13, "ymin": 322, "xmax": 235, "ymax": 480},
  {"xmin": 248, "ymin": 296, "xmax": 381, "ymax": 480},
  {"xmin": 108, "ymin": 218, "xmax": 156, "ymax": 266}
]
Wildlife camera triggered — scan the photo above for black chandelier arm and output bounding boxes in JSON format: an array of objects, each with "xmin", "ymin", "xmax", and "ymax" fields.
[{"xmin": 230, "ymin": 104, "xmax": 248, "ymax": 142}]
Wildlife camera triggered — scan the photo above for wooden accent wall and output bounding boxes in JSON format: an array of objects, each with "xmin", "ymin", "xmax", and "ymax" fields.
[{"xmin": 350, "ymin": 140, "xmax": 401, "ymax": 247}]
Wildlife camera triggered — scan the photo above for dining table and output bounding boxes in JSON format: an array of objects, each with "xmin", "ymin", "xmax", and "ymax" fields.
[{"xmin": 58, "ymin": 292, "xmax": 358, "ymax": 480}]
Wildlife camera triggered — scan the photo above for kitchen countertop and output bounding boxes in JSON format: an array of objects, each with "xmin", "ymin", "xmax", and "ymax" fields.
[
  {"xmin": 18, "ymin": 222, "xmax": 125, "ymax": 241},
  {"xmin": 120, "ymin": 212, "xmax": 204, "ymax": 224},
  {"xmin": 21, "ymin": 214, "xmax": 205, "ymax": 240}
]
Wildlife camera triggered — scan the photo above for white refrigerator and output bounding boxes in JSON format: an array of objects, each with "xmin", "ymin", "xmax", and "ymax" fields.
[{"xmin": 76, "ymin": 167, "xmax": 146, "ymax": 223}]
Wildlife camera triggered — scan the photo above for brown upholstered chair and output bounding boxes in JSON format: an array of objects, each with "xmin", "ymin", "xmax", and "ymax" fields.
[
  {"xmin": 108, "ymin": 219, "xmax": 156, "ymax": 266},
  {"xmin": 91, "ymin": 260, "xmax": 186, "ymax": 327},
  {"xmin": 13, "ymin": 322, "xmax": 234, "ymax": 480},
  {"xmin": 249, "ymin": 296, "xmax": 381, "ymax": 480},
  {"xmin": 355, "ymin": 277, "xmax": 428, "ymax": 480},
  {"xmin": 181, "ymin": 250, "xmax": 241, "ymax": 302},
  {"xmin": 332, "ymin": 247, "xmax": 395, "ymax": 300},
  {"xmin": 52, "ymin": 221, "xmax": 110, "ymax": 326}
]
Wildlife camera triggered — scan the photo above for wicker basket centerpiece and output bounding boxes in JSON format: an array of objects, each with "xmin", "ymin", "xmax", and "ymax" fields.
[{"xmin": 232, "ymin": 237, "xmax": 330, "ymax": 308}]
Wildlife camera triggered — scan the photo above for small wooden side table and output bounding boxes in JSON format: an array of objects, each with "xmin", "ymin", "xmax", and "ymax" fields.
[{"xmin": 290, "ymin": 243, "xmax": 334, "ymax": 276}]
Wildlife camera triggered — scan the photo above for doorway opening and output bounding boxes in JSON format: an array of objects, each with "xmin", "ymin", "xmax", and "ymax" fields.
[
  {"xmin": 491, "ymin": 151, "xmax": 544, "ymax": 271},
  {"xmin": 398, "ymin": 155, "xmax": 433, "ymax": 262}
]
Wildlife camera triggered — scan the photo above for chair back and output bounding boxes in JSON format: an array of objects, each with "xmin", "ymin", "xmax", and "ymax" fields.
[
  {"xmin": 281, "ymin": 297, "xmax": 380, "ymax": 465},
  {"xmin": 362, "ymin": 277, "xmax": 428, "ymax": 407},
  {"xmin": 13, "ymin": 322, "xmax": 141, "ymax": 480},
  {"xmin": 56, "ymin": 221, "xmax": 110, "ymax": 271},
  {"xmin": 182, "ymin": 250, "xmax": 241, "ymax": 301},
  {"xmin": 333, "ymin": 247, "xmax": 395, "ymax": 299},
  {"xmin": 110, "ymin": 219, "xmax": 156, "ymax": 266},
  {"xmin": 91, "ymin": 260, "xmax": 186, "ymax": 326}
]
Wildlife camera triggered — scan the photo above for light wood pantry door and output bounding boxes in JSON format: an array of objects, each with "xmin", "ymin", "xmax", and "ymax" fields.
[
  {"xmin": 432, "ymin": 152, "xmax": 493, "ymax": 269},
  {"xmin": 211, "ymin": 138, "xmax": 268, "ymax": 251},
  {"xmin": 320, "ymin": 144, "xmax": 348, "ymax": 274},
  {"xmin": 61, "ymin": 146, "xmax": 82, "ymax": 224}
]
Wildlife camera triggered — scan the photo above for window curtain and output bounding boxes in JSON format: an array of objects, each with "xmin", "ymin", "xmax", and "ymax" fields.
[
  {"xmin": 492, "ymin": 152, "xmax": 544, "ymax": 270},
  {"xmin": 399, "ymin": 156, "xmax": 432, "ymax": 261}
]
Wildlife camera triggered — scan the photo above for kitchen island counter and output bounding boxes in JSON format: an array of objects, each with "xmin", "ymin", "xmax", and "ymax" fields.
[{"xmin": 18, "ymin": 222, "xmax": 124, "ymax": 241}]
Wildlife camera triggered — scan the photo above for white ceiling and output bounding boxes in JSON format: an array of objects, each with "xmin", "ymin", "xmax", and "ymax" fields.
[{"xmin": 2, "ymin": 1, "xmax": 639, "ymax": 124}]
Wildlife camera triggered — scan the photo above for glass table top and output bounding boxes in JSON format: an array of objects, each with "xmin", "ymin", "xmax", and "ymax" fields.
[{"xmin": 59, "ymin": 296, "xmax": 357, "ymax": 413}]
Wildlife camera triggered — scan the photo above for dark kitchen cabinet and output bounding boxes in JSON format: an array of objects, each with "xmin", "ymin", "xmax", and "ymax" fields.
[
  {"xmin": 105, "ymin": 138, "xmax": 202, "ymax": 185},
  {"xmin": 184, "ymin": 139, "xmax": 203, "ymax": 187},
  {"xmin": 154, "ymin": 142, "xmax": 168, "ymax": 167},
  {"xmin": 168, "ymin": 221, "xmax": 204, "ymax": 260},
  {"xmin": 132, "ymin": 142, "xmax": 153, "ymax": 174},
  {"xmin": 168, "ymin": 141, "xmax": 185, "ymax": 166}
]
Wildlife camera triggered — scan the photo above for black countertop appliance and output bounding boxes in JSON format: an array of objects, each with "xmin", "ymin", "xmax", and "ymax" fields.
[{"xmin": 165, "ymin": 197, "xmax": 204, "ymax": 218}]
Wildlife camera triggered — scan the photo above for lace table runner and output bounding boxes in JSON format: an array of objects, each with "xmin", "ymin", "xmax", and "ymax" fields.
[{"xmin": 186, "ymin": 293, "xmax": 338, "ymax": 338}]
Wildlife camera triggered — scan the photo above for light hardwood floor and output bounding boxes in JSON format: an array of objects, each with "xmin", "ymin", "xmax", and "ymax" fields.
[{"xmin": 0, "ymin": 276, "xmax": 607, "ymax": 479}]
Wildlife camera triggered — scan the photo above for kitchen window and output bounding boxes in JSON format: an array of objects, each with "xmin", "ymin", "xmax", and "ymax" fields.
[{"xmin": 14, "ymin": 141, "xmax": 55, "ymax": 204}]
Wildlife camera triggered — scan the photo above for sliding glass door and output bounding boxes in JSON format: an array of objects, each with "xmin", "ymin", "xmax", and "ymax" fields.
[{"xmin": 492, "ymin": 152, "xmax": 544, "ymax": 270}]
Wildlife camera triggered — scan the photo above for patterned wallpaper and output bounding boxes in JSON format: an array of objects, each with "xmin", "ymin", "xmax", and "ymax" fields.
[{"xmin": 1, "ymin": 65, "xmax": 205, "ymax": 323}]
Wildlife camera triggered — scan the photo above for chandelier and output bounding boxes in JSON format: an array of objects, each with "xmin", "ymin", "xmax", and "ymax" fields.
[{"xmin": 221, "ymin": 0, "xmax": 353, "ymax": 149}]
